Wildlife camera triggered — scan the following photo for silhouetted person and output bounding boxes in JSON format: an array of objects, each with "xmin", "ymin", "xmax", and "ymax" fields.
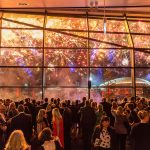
[
  {"xmin": 80, "ymin": 100, "xmax": 96, "ymax": 150},
  {"xmin": 8, "ymin": 104, "xmax": 32, "ymax": 144}
]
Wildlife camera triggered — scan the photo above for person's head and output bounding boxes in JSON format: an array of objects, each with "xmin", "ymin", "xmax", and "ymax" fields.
[
  {"xmin": 25, "ymin": 98, "xmax": 29, "ymax": 103},
  {"xmin": 52, "ymin": 108, "xmax": 62, "ymax": 120},
  {"xmin": 136, "ymin": 102, "xmax": 143, "ymax": 110},
  {"xmin": 18, "ymin": 105, "xmax": 25, "ymax": 113},
  {"xmin": 127, "ymin": 103, "xmax": 134, "ymax": 111},
  {"xmin": 138, "ymin": 110, "xmax": 149, "ymax": 123},
  {"xmin": 9, "ymin": 102, "xmax": 16, "ymax": 110},
  {"xmin": 100, "ymin": 116, "xmax": 110, "ymax": 129},
  {"xmin": 102, "ymin": 98, "xmax": 106, "ymax": 102},
  {"xmin": 46, "ymin": 104, "xmax": 51, "ymax": 112},
  {"xmin": 37, "ymin": 109, "xmax": 46, "ymax": 122},
  {"xmin": 116, "ymin": 106, "xmax": 124, "ymax": 115},
  {"xmin": 5, "ymin": 130, "xmax": 29, "ymax": 150},
  {"xmin": 91, "ymin": 102, "xmax": 97, "ymax": 110},
  {"xmin": 44, "ymin": 98, "xmax": 48, "ymax": 103},
  {"xmin": 38, "ymin": 128, "xmax": 53, "ymax": 142},
  {"xmin": 112, "ymin": 101, "xmax": 118, "ymax": 110},
  {"xmin": 82, "ymin": 97, "xmax": 86, "ymax": 102},
  {"xmin": 61, "ymin": 101, "xmax": 67, "ymax": 108},
  {"xmin": 124, "ymin": 98, "xmax": 128, "ymax": 102},
  {"xmin": 130, "ymin": 97, "xmax": 135, "ymax": 102},
  {"xmin": 98, "ymin": 104, "xmax": 103, "ymax": 112}
]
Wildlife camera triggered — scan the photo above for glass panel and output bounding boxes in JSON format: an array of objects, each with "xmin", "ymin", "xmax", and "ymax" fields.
[
  {"xmin": 89, "ymin": 33, "xmax": 129, "ymax": 48},
  {"xmin": 135, "ymin": 50, "xmax": 150, "ymax": 67},
  {"xmin": 45, "ymin": 49, "xmax": 87, "ymax": 67},
  {"xmin": 45, "ymin": 68, "xmax": 88, "ymax": 87},
  {"xmin": 2, "ymin": 13, "xmax": 44, "ymax": 28},
  {"xmin": 138, "ymin": 87, "xmax": 150, "ymax": 98},
  {"xmin": 0, "ymin": 68, "xmax": 42, "ymax": 86},
  {"xmin": 90, "ymin": 68, "xmax": 131, "ymax": 87},
  {"xmin": 90, "ymin": 49, "xmax": 130, "ymax": 67},
  {"xmin": 44, "ymin": 88, "xmax": 88, "ymax": 100},
  {"xmin": 132, "ymin": 35, "xmax": 150, "ymax": 48},
  {"xmin": 1, "ymin": 29, "xmax": 43, "ymax": 47},
  {"xmin": 0, "ymin": 48, "xmax": 42, "ymax": 66},
  {"xmin": 128, "ymin": 20, "xmax": 150, "ymax": 33},
  {"xmin": 46, "ymin": 16, "xmax": 87, "ymax": 30},
  {"xmin": 90, "ymin": 88, "xmax": 132, "ymax": 102},
  {"xmin": 89, "ymin": 19, "xmax": 126, "ymax": 32},
  {"xmin": 0, "ymin": 88, "xmax": 42, "ymax": 100},
  {"xmin": 135, "ymin": 68, "xmax": 150, "ymax": 86},
  {"xmin": 45, "ymin": 31, "xmax": 87, "ymax": 48}
]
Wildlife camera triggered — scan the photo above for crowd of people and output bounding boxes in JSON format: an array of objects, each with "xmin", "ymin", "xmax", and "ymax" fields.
[{"xmin": 0, "ymin": 96, "xmax": 149, "ymax": 150}]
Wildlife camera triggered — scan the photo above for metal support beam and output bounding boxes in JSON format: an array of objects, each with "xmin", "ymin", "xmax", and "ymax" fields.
[
  {"xmin": 86, "ymin": 12, "xmax": 91, "ymax": 100},
  {"xmin": 42, "ymin": 10, "xmax": 47, "ymax": 99},
  {"xmin": 124, "ymin": 14, "xmax": 136, "ymax": 98}
]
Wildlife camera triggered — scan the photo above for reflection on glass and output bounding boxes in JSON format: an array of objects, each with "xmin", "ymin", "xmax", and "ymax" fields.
[
  {"xmin": 90, "ymin": 49, "xmax": 130, "ymax": 67},
  {"xmin": 89, "ymin": 19, "xmax": 126, "ymax": 32},
  {"xmin": 45, "ymin": 31, "xmax": 87, "ymax": 48},
  {"xmin": 135, "ymin": 50, "xmax": 150, "ymax": 67},
  {"xmin": 89, "ymin": 33, "xmax": 129, "ymax": 48},
  {"xmin": 0, "ymin": 68, "xmax": 42, "ymax": 86},
  {"xmin": 45, "ymin": 68, "xmax": 88, "ymax": 87},
  {"xmin": 129, "ymin": 20, "xmax": 150, "ymax": 33},
  {"xmin": 135, "ymin": 68, "xmax": 150, "ymax": 86},
  {"xmin": 0, "ymin": 88, "xmax": 42, "ymax": 100},
  {"xmin": 132, "ymin": 35, "xmax": 150, "ymax": 48},
  {"xmin": 0, "ymin": 48, "xmax": 42, "ymax": 66},
  {"xmin": 90, "ymin": 88, "xmax": 132, "ymax": 102},
  {"xmin": 45, "ymin": 49, "xmax": 87, "ymax": 67},
  {"xmin": 90, "ymin": 68, "xmax": 131, "ymax": 87},
  {"xmin": 44, "ymin": 88, "xmax": 88, "ymax": 100},
  {"xmin": 1, "ymin": 29, "xmax": 43, "ymax": 47},
  {"xmin": 46, "ymin": 16, "xmax": 87, "ymax": 30},
  {"xmin": 2, "ymin": 13, "xmax": 44, "ymax": 28}
]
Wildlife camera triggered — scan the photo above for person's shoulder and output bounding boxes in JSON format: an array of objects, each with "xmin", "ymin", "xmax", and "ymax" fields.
[{"xmin": 109, "ymin": 126, "xmax": 115, "ymax": 133}]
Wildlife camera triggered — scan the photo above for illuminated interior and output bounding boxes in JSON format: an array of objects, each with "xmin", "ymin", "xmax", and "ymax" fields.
[{"xmin": 0, "ymin": 12, "xmax": 149, "ymax": 100}]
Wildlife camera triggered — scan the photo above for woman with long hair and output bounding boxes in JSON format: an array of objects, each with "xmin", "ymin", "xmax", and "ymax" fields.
[
  {"xmin": 0, "ymin": 113, "xmax": 7, "ymax": 149},
  {"xmin": 5, "ymin": 130, "xmax": 30, "ymax": 150},
  {"xmin": 37, "ymin": 109, "xmax": 49, "ymax": 135},
  {"xmin": 37, "ymin": 128, "xmax": 63, "ymax": 150},
  {"xmin": 92, "ymin": 116, "xmax": 116, "ymax": 150},
  {"xmin": 52, "ymin": 108, "xmax": 64, "ymax": 148},
  {"xmin": 111, "ymin": 106, "xmax": 129, "ymax": 150}
]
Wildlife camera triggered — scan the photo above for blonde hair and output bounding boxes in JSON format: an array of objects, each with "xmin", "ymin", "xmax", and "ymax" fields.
[
  {"xmin": 9, "ymin": 102, "xmax": 16, "ymax": 110},
  {"xmin": 116, "ymin": 106, "xmax": 124, "ymax": 115},
  {"xmin": 52, "ymin": 108, "xmax": 62, "ymax": 121},
  {"xmin": 138, "ymin": 110, "xmax": 149, "ymax": 120},
  {"xmin": 5, "ymin": 130, "xmax": 29, "ymax": 150},
  {"xmin": 37, "ymin": 109, "xmax": 46, "ymax": 122}
]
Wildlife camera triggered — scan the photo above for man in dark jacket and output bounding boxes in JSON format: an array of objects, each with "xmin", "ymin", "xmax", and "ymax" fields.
[
  {"xmin": 9, "ymin": 104, "xmax": 33, "ymax": 144},
  {"xmin": 80, "ymin": 100, "xmax": 96, "ymax": 150},
  {"xmin": 130, "ymin": 110, "xmax": 150, "ymax": 150},
  {"xmin": 61, "ymin": 101, "xmax": 72, "ymax": 150}
]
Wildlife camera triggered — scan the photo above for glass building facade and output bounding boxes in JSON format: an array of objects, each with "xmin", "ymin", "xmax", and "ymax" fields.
[{"xmin": 0, "ymin": 12, "xmax": 149, "ymax": 101}]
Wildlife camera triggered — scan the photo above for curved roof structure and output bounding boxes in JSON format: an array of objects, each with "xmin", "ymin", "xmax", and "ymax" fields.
[{"xmin": 99, "ymin": 77, "xmax": 150, "ymax": 87}]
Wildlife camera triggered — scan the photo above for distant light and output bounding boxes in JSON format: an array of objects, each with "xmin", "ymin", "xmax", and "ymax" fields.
[
  {"xmin": 90, "ymin": 77, "xmax": 93, "ymax": 81},
  {"xmin": 24, "ymin": 83, "xmax": 28, "ymax": 87},
  {"xmin": 122, "ymin": 58, "xmax": 129, "ymax": 66},
  {"xmin": 104, "ymin": 18, "xmax": 107, "ymax": 34}
]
